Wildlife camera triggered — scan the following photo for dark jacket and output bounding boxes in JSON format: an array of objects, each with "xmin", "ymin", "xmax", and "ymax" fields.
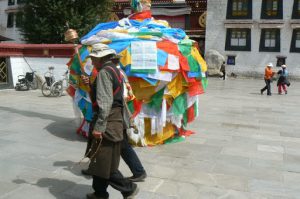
[
  {"xmin": 220, "ymin": 64, "xmax": 225, "ymax": 73},
  {"xmin": 86, "ymin": 60, "xmax": 124, "ymax": 179},
  {"xmin": 87, "ymin": 107, "xmax": 123, "ymax": 179},
  {"xmin": 277, "ymin": 69, "xmax": 289, "ymax": 86},
  {"xmin": 91, "ymin": 62, "xmax": 124, "ymax": 142}
]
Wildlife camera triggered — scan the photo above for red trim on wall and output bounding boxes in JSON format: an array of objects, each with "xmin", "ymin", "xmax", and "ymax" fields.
[{"xmin": 0, "ymin": 43, "xmax": 79, "ymax": 58}]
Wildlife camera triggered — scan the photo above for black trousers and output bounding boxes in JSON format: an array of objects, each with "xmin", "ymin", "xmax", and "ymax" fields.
[
  {"xmin": 92, "ymin": 170, "xmax": 136, "ymax": 198},
  {"xmin": 121, "ymin": 131, "xmax": 145, "ymax": 177},
  {"xmin": 262, "ymin": 79, "xmax": 271, "ymax": 95},
  {"xmin": 222, "ymin": 71, "xmax": 226, "ymax": 80}
]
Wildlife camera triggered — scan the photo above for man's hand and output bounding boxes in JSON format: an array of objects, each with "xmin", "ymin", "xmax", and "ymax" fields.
[
  {"xmin": 81, "ymin": 75, "xmax": 90, "ymax": 85},
  {"xmin": 92, "ymin": 130, "xmax": 103, "ymax": 139}
]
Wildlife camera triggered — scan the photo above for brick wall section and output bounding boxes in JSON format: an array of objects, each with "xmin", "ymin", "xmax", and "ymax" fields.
[{"xmin": 0, "ymin": 43, "xmax": 76, "ymax": 57}]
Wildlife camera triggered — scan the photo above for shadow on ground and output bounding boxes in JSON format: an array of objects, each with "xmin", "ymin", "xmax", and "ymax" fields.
[
  {"xmin": 13, "ymin": 178, "xmax": 91, "ymax": 199},
  {"xmin": 53, "ymin": 160, "xmax": 91, "ymax": 179},
  {"xmin": 0, "ymin": 106, "xmax": 86, "ymax": 142}
]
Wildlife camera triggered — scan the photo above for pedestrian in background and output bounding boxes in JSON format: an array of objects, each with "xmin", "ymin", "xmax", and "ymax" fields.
[
  {"xmin": 261, "ymin": 63, "xmax": 275, "ymax": 96},
  {"xmin": 220, "ymin": 61, "xmax": 226, "ymax": 80},
  {"xmin": 118, "ymin": 67, "xmax": 147, "ymax": 182},
  {"xmin": 277, "ymin": 64, "xmax": 290, "ymax": 95}
]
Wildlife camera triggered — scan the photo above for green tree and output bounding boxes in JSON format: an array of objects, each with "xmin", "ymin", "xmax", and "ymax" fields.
[{"xmin": 19, "ymin": 0, "xmax": 114, "ymax": 43}]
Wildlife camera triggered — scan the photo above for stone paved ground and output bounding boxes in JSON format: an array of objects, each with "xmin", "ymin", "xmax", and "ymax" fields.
[{"xmin": 0, "ymin": 78, "xmax": 300, "ymax": 199}]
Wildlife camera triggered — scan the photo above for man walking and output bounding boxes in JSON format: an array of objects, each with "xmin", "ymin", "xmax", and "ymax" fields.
[
  {"xmin": 220, "ymin": 61, "xmax": 226, "ymax": 80},
  {"xmin": 261, "ymin": 63, "xmax": 274, "ymax": 96},
  {"xmin": 85, "ymin": 43, "xmax": 139, "ymax": 199},
  {"xmin": 81, "ymin": 48, "xmax": 147, "ymax": 183}
]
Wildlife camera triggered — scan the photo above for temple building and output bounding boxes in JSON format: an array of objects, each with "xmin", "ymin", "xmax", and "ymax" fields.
[
  {"xmin": 206, "ymin": 0, "xmax": 300, "ymax": 78},
  {"xmin": 113, "ymin": 0, "xmax": 207, "ymax": 54},
  {"xmin": 0, "ymin": 0, "xmax": 208, "ymax": 88}
]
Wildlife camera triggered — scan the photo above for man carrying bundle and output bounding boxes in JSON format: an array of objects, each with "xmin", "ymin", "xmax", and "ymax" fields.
[{"xmin": 85, "ymin": 43, "xmax": 138, "ymax": 199}]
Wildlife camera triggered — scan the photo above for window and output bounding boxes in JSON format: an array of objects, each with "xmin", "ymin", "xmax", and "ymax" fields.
[
  {"xmin": 7, "ymin": 13, "xmax": 14, "ymax": 28},
  {"xmin": 6, "ymin": 12, "xmax": 23, "ymax": 29},
  {"xmin": 225, "ymin": 29, "xmax": 251, "ymax": 51},
  {"xmin": 8, "ymin": 0, "xmax": 15, "ymax": 6},
  {"xmin": 276, "ymin": 56, "xmax": 286, "ymax": 66},
  {"xmin": 227, "ymin": 0, "xmax": 252, "ymax": 19},
  {"xmin": 227, "ymin": 56, "xmax": 236, "ymax": 65},
  {"xmin": 259, "ymin": 29, "xmax": 280, "ymax": 52},
  {"xmin": 261, "ymin": 0, "xmax": 283, "ymax": 19},
  {"xmin": 292, "ymin": 0, "xmax": 300, "ymax": 19},
  {"xmin": 290, "ymin": 29, "xmax": 300, "ymax": 52},
  {"xmin": 0, "ymin": 58, "xmax": 8, "ymax": 83}
]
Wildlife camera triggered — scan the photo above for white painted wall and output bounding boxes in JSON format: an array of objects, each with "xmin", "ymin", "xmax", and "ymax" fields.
[
  {"xmin": 0, "ymin": 0, "xmax": 8, "ymax": 36},
  {"xmin": 10, "ymin": 57, "xmax": 70, "ymax": 86},
  {"xmin": 206, "ymin": 0, "xmax": 300, "ymax": 79}
]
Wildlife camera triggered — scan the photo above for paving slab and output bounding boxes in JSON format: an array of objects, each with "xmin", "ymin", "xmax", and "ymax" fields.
[{"xmin": 1, "ymin": 78, "xmax": 300, "ymax": 198}]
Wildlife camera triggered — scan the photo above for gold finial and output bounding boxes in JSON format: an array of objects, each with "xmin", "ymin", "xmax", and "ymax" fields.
[
  {"xmin": 64, "ymin": 29, "xmax": 79, "ymax": 43},
  {"xmin": 64, "ymin": 22, "xmax": 79, "ymax": 43}
]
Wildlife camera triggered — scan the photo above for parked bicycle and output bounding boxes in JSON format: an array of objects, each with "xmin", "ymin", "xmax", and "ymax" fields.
[
  {"xmin": 15, "ymin": 71, "xmax": 38, "ymax": 91},
  {"xmin": 42, "ymin": 66, "xmax": 69, "ymax": 97}
]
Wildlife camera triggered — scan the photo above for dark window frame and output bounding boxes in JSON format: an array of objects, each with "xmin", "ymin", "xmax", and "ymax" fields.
[
  {"xmin": 259, "ymin": 29, "xmax": 280, "ymax": 52},
  {"xmin": 7, "ymin": 13, "xmax": 14, "ymax": 28},
  {"xmin": 276, "ymin": 56, "xmax": 286, "ymax": 66},
  {"xmin": 290, "ymin": 29, "xmax": 300, "ymax": 53},
  {"xmin": 227, "ymin": 56, "xmax": 236, "ymax": 65},
  {"xmin": 292, "ymin": 0, "xmax": 300, "ymax": 19},
  {"xmin": 226, "ymin": 0, "xmax": 253, "ymax": 19},
  {"xmin": 8, "ymin": 0, "xmax": 15, "ymax": 6},
  {"xmin": 225, "ymin": 28, "xmax": 251, "ymax": 51},
  {"xmin": 261, "ymin": 0, "xmax": 283, "ymax": 19}
]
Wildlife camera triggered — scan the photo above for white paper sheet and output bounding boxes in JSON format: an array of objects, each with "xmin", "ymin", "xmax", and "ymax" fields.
[
  {"xmin": 168, "ymin": 54, "xmax": 180, "ymax": 70},
  {"xmin": 84, "ymin": 59, "xmax": 93, "ymax": 75},
  {"xmin": 148, "ymin": 71, "xmax": 173, "ymax": 81},
  {"xmin": 131, "ymin": 41, "xmax": 157, "ymax": 71}
]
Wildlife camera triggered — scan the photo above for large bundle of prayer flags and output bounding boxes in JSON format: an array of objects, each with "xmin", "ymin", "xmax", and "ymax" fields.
[{"xmin": 67, "ymin": 11, "xmax": 207, "ymax": 146}]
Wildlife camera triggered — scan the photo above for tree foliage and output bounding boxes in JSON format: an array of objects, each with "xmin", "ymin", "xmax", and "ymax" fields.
[{"xmin": 20, "ymin": 0, "xmax": 114, "ymax": 43}]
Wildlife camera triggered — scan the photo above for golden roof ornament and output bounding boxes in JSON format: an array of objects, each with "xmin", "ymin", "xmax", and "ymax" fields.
[
  {"xmin": 199, "ymin": 11, "xmax": 207, "ymax": 28},
  {"xmin": 64, "ymin": 22, "xmax": 78, "ymax": 43},
  {"xmin": 64, "ymin": 29, "xmax": 79, "ymax": 43}
]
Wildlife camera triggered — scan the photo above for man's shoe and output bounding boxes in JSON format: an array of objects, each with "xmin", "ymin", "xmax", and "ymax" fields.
[
  {"xmin": 127, "ymin": 172, "xmax": 147, "ymax": 182},
  {"xmin": 86, "ymin": 192, "xmax": 108, "ymax": 199},
  {"xmin": 260, "ymin": 89, "xmax": 263, "ymax": 95},
  {"xmin": 123, "ymin": 185, "xmax": 139, "ymax": 199},
  {"xmin": 285, "ymin": 91, "xmax": 288, "ymax": 94},
  {"xmin": 82, "ymin": 169, "xmax": 92, "ymax": 176}
]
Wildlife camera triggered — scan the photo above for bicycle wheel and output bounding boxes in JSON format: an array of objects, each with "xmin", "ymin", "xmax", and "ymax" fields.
[
  {"xmin": 42, "ymin": 82, "xmax": 51, "ymax": 97},
  {"xmin": 29, "ymin": 78, "xmax": 38, "ymax": 90},
  {"xmin": 51, "ymin": 81, "xmax": 63, "ymax": 97}
]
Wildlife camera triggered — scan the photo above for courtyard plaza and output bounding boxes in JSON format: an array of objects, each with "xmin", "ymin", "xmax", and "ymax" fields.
[{"xmin": 0, "ymin": 77, "xmax": 300, "ymax": 199}]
